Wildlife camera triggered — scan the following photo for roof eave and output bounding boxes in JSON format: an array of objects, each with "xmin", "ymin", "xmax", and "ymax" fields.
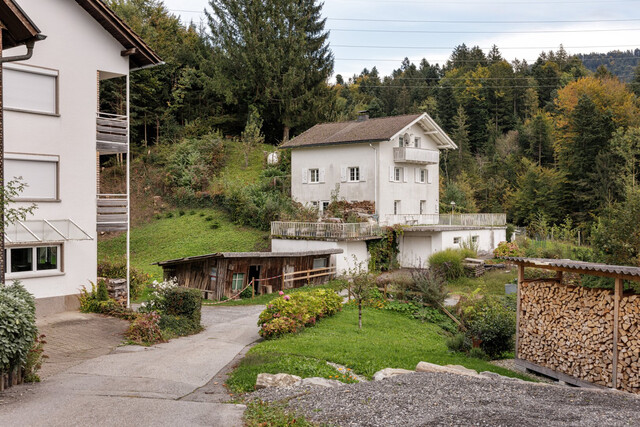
[
  {"xmin": 0, "ymin": 0, "xmax": 41, "ymax": 49},
  {"xmin": 389, "ymin": 113, "xmax": 458, "ymax": 151},
  {"xmin": 280, "ymin": 139, "xmax": 387, "ymax": 150}
]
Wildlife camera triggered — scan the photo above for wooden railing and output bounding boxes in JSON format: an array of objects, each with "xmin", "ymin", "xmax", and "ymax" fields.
[
  {"xmin": 383, "ymin": 213, "xmax": 506, "ymax": 227},
  {"xmin": 97, "ymin": 112, "xmax": 128, "ymax": 153},
  {"xmin": 97, "ymin": 194, "xmax": 128, "ymax": 232},
  {"xmin": 393, "ymin": 147, "xmax": 439, "ymax": 164},
  {"xmin": 271, "ymin": 221, "xmax": 382, "ymax": 239}
]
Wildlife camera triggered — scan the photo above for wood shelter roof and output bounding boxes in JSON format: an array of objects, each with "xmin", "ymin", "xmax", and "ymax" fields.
[
  {"xmin": 0, "ymin": 0, "xmax": 41, "ymax": 49},
  {"xmin": 74, "ymin": 0, "xmax": 162, "ymax": 69},
  {"xmin": 504, "ymin": 257, "xmax": 640, "ymax": 282},
  {"xmin": 280, "ymin": 113, "xmax": 457, "ymax": 150},
  {"xmin": 156, "ymin": 249, "xmax": 344, "ymax": 267}
]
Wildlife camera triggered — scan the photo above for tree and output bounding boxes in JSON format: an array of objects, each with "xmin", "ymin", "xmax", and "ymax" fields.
[
  {"xmin": 631, "ymin": 64, "xmax": 640, "ymax": 97},
  {"xmin": 519, "ymin": 112, "xmax": 554, "ymax": 166},
  {"xmin": 206, "ymin": 0, "xmax": 334, "ymax": 143},
  {"xmin": 240, "ymin": 105, "xmax": 264, "ymax": 167},
  {"xmin": 347, "ymin": 261, "xmax": 375, "ymax": 330}
]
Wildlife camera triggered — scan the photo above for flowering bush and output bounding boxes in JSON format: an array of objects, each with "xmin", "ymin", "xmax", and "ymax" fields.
[
  {"xmin": 126, "ymin": 312, "xmax": 165, "ymax": 345},
  {"xmin": 493, "ymin": 241, "xmax": 524, "ymax": 258},
  {"xmin": 139, "ymin": 278, "xmax": 179, "ymax": 313},
  {"xmin": 258, "ymin": 289, "xmax": 343, "ymax": 339}
]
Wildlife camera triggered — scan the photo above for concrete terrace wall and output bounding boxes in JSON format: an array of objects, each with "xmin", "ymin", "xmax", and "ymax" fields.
[
  {"xmin": 518, "ymin": 281, "xmax": 639, "ymax": 393},
  {"xmin": 271, "ymin": 238, "xmax": 369, "ymax": 274}
]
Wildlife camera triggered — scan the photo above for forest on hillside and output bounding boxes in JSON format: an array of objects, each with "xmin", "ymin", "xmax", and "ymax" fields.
[{"xmin": 102, "ymin": 0, "xmax": 640, "ymax": 267}]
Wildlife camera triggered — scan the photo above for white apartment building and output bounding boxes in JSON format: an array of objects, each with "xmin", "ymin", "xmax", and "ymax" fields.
[
  {"xmin": 2, "ymin": 0, "xmax": 161, "ymax": 316},
  {"xmin": 272, "ymin": 113, "xmax": 506, "ymax": 272}
]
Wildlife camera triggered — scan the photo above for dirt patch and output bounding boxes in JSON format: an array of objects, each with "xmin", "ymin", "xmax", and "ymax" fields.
[{"xmin": 37, "ymin": 312, "xmax": 129, "ymax": 379}]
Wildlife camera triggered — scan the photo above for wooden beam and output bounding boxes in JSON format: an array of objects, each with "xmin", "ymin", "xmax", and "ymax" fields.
[
  {"xmin": 511, "ymin": 260, "xmax": 640, "ymax": 283},
  {"xmin": 515, "ymin": 358, "xmax": 609, "ymax": 390},
  {"xmin": 516, "ymin": 264, "xmax": 524, "ymax": 359},
  {"xmin": 121, "ymin": 47, "xmax": 137, "ymax": 57},
  {"xmin": 612, "ymin": 277, "xmax": 623, "ymax": 389}
]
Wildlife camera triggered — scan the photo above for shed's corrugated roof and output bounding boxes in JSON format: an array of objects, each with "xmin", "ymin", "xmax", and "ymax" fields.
[
  {"xmin": 155, "ymin": 249, "xmax": 344, "ymax": 266},
  {"xmin": 504, "ymin": 257, "xmax": 640, "ymax": 279},
  {"xmin": 280, "ymin": 114, "xmax": 422, "ymax": 148}
]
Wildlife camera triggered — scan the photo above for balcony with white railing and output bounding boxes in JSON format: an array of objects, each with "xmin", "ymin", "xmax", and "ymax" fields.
[
  {"xmin": 97, "ymin": 194, "xmax": 128, "ymax": 232},
  {"xmin": 271, "ymin": 221, "xmax": 382, "ymax": 240},
  {"xmin": 393, "ymin": 147, "xmax": 439, "ymax": 164},
  {"xmin": 383, "ymin": 213, "xmax": 507, "ymax": 227},
  {"xmin": 97, "ymin": 112, "xmax": 128, "ymax": 154}
]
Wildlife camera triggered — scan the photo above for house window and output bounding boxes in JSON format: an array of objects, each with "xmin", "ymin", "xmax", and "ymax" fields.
[
  {"xmin": 348, "ymin": 167, "xmax": 360, "ymax": 182},
  {"xmin": 472, "ymin": 235, "xmax": 479, "ymax": 244},
  {"xmin": 232, "ymin": 273, "xmax": 245, "ymax": 291},
  {"xmin": 394, "ymin": 200, "xmax": 401, "ymax": 215},
  {"xmin": 394, "ymin": 167, "xmax": 401, "ymax": 182},
  {"xmin": 3, "ymin": 64, "xmax": 58, "ymax": 115},
  {"xmin": 399, "ymin": 135, "xmax": 405, "ymax": 147},
  {"xmin": 5, "ymin": 245, "xmax": 61, "ymax": 275},
  {"xmin": 420, "ymin": 169, "xmax": 427, "ymax": 184},
  {"xmin": 311, "ymin": 201, "xmax": 319, "ymax": 209},
  {"xmin": 5, "ymin": 154, "xmax": 58, "ymax": 200},
  {"xmin": 420, "ymin": 200, "xmax": 427, "ymax": 215},
  {"xmin": 313, "ymin": 258, "xmax": 327, "ymax": 270},
  {"xmin": 414, "ymin": 136, "xmax": 421, "ymax": 148},
  {"xmin": 321, "ymin": 201, "xmax": 330, "ymax": 212},
  {"xmin": 453, "ymin": 237, "xmax": 461, "ymax": 245},
  {"xmin": 309, "ymin": 169, "xmax": 319, "ymax": 183}
]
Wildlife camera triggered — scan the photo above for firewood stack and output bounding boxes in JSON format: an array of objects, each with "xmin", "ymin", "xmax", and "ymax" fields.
[
  {"xmin": 519, "ymin": 281, "xmax": 615, "ymax": 388},
  {"xmin": 618, "ymin": 294, "xmax": 640, "ymax": 393}
]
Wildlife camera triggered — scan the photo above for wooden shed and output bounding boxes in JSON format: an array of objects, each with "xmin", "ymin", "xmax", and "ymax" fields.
[{"xmin": 155, "ymin": 249, "xmax": 343, "ymax": 300}]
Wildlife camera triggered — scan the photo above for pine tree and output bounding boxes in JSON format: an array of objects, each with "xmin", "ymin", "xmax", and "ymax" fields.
[{"xmin": 206, "ymin": 0, "xmax": 334, "ymax": 143}]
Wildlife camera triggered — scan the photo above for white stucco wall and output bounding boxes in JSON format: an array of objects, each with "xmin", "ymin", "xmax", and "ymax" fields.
[
  {"xmin": 3, "ymin": 0, "xmax": 130, "ymax": 299},
  {"xmin": 397, "ymin": 232, "xmax": 433, "ymax": 268},
  {"xmin": 271, "ymin": 238, "xmax": 369, "ymax": 275},
  {"xmin": 289, "ymin": 119, "xmax": 443, "ymax": 222}
]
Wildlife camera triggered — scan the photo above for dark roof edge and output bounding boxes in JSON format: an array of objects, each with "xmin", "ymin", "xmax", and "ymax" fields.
[
  {"xmin": 279, "ymin": 139, "xmax": 386, "ymax": 150},
  {"xmin": 7, "ymin": 0, "xmax": 40, "ymax": 33},
  {"xmin": 155, "ymin": 249, "xmax": 344, "ymax": 266}
]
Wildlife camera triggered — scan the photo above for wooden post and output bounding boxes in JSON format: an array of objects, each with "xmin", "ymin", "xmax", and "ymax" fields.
[
  {"xmin": 384, "ymin": 283, "xmax": 388, "ymax": 299},
  {"xmin": 281, "ymin": 269, "xmax": 285, "ymax": 291},
  {"xmin": 251, "ymin": 279, "xmax": 255, "ymax": 299},
  {"xmin": 307, "ymin": 270, "xmax": 310, "ymax": 285},
  {"xmin": 348, "ymin": 282, "xmax": 351, "ymax": 302},
  {"xmin": 515, "ymin": 264, "xmax": 524, "ymax": 359},
  {"xmin": 612, "ymin": 277, "xmax": 623, "ymax": 389}
]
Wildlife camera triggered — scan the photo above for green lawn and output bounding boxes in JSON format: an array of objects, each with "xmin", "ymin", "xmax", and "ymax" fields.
[
  {"xmin": 98, "ymin": 209, "xmax": 268, "ymax": 279},
  {"xmin": 227, "ymin": 306, "xmax": 530, "ymax": 393},
  {"xmin": 446, "ymin": 269, "xmax": 517, "ymax": 296},
  {"xmin": 211, "ymin": 141, "xmax": 275, "ymax": 192}
]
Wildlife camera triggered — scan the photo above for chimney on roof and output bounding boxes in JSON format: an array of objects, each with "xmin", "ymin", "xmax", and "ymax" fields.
[{"xmin": 357, "ymin": 110, "xmax": 369, "ymax": 122}]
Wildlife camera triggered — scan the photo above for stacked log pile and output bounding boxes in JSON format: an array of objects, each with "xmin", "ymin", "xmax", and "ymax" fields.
[
  {"xmin": 618, "ymin": 294, "xmax": 640, "ymax": 393},
  {"xmin": 518, "ymin": 281, "xmax": 615, "ymax": 387}
]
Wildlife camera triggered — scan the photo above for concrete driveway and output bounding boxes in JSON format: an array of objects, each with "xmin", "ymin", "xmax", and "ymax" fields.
[{"xmin": 0, "ymin": 305, "xmax": 263, "ymax": 427}]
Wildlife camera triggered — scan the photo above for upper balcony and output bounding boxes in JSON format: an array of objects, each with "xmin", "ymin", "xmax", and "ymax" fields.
[
  {"xmin": 97, "ymin": 112, "xmax": 128, "ymax": 154},
  {"xmin": 271, "ymin": 221, "xmax": 382, "ymax": 240},
  {"xmin": 393, "ymin": 147, "xmax": 439, "ymax": 165}
]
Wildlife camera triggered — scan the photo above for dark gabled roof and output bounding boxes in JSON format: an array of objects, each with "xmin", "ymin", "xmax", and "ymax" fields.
[
  {"xmin": 1, "ymin": 0, "xmax": 41, "ymax": 49},
  {"xmin": 74, "ymin": 0, "xmax": 162, "ymax": 69},
  {"xmin": 155, "ymin": 249, "xmax": 344, "ymax": 267},
  {"xmin": 281, "ymin": 114, "xmax": 422, "ymax": 148},
  {"xmin": 504, "ymin": 257, "xmax": 640, "ymax": 282}
]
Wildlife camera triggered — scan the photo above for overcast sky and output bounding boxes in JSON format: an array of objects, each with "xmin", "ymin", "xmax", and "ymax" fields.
[{"xmin": 163, "ymin": 0, "xmax": 640, "ymax": 79}]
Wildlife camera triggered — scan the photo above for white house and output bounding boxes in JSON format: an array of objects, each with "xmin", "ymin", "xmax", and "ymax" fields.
[
  {"xmin": 2, "ymin": 0, "xmax": 161, "ymax": 316},
  {"xmin": 271, "ymin": 113, "xmax": 506, "ymax": 272}
]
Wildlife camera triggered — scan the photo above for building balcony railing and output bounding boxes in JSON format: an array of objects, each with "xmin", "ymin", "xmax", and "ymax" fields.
[
  {"xmin": 383, "ymin": 213, "xmax": 507, "ymax": 227},
  {"xmin": 97, "ymin": 112, "xmax": 128, "ymax": 154},
  {"xmin": 97, "ymin": 194, "xmax": 128, "ymax": 232},
  {"xmin": 393, "ymin": 147, "xmax": 439, "ymax": 164},
  {"xmin": 271, "ymin": 221, "xmax": 382, "ymax": 240}
]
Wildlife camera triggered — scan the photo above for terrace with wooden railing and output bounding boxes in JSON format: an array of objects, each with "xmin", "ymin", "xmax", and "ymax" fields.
[
  {"xmin": 271, "ymin": 221, "xmax": 383, "ymax": 240},
  {"xmin": 383, "ymin": 213, "xmax": 507, "ymax": 227},
  {"xmin": 96, "ymin": 112, "xmax": 128, "ymax": 154}
]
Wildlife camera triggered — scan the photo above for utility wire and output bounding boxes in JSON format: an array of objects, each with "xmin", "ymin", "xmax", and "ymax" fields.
[
  {"xmin": 335, "ymin": 56, "xmax": 640, "ymax": 62},
  {"xmin": 327, "ymin": 17, "xmax": 640, "ymax": 24},
  {"xmin": 332, "ymin": 44, "xmax": 640, "ymax": 50},
  {"xmin": 329, "ymin": 28, "xmax": 640, "ymax": 34}
]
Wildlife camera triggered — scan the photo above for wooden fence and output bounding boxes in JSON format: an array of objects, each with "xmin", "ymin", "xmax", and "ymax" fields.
[{"xmin": 271, "ymin": 221, "xmax": 381, "ymax": 239}]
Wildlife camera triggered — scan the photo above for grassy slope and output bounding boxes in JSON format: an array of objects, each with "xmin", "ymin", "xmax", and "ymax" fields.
[
  {"xmin": 228, "ymin": 306, "xmax": 530, "ymax": 392},
  {"xmin": 211, "ymin": 141, "xmax": 275, "ymax": 192},
  {"xmin": 446, "ymin": 269, "xmax": 517, "ymax": 296},
  {"xmin": 98, "ymin": 209, "xmax": 268, "ymax": 279}
]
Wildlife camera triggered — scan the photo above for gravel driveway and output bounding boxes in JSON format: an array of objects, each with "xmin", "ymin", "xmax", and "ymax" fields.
[{"xmin": 251, "ymin": 372, "xmax": 640, "ymax": 426}]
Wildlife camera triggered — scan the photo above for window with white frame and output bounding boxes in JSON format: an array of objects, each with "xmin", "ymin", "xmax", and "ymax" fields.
[
  {"xmin": 311, "ymin": 201, "xmax": 319, "ymax": 209},
  {"xmin": 414, "ymin": 136, "xmax": 421, "ymax": 148},
  {"xmin": 420, "ymin": 200, "xmax": 427, "ymax": 215},
  {"xmin": 394, "ymin": 167, "xmax": 401, "ymax": 182},
  {"xmin": 5, "ymin": 245, "xmax": 61, "ymax": 275},
  {"xmin": 394, "ymin": 200, "xmax": 401, "ymax": 215},
  {"xmin": 472, "ymin": 235, "xmax": 479, "ymax": 244},
  {"xmin": 321, "ymin": 201, "xmax": 330, "ymax": 212},
  {"xmin": 232, "ymin": 273, "xmax": 245, "ymax": 291},
  {"xmin": 453, "ymin": 237, "xmax": 461, "ymax": 245},
  {"xmin": 3, "ymin": 64, "xmax": 58, "ymax": 115},
  {"xmin": 348, "ymin": 167, "xmax": 360, "ymax": 182},
  {"xmin": 399, "ymin": 135, "xmax": 405, "ymax": 147},
  {"xmin": 309, "ymin": 168, "xmax": 319, "ymax": 183},
  {"xmin": 5, "ymin": 154, "xmax": 58, "ymax": 200},
  {"xmin": 420, "ymin": 169, "xmax": 427, "ymax": 183}
]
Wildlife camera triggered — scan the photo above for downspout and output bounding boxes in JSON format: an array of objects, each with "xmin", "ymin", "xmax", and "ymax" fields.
[
  {"xmin": 369, "ymin": 143, "xmax": 378, "ymax": 223},
  {"xmin": 1, "ymin": 36, "xmax": 44, "ymax": 284}
]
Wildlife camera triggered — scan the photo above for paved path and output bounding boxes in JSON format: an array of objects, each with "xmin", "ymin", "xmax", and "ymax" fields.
[{"xmin": 0, "ymin": 305, "xmax": 263, "ymax": 427}]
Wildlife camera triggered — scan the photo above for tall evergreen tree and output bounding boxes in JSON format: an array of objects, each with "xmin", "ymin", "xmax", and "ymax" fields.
[{"xmin": 206, "ymin": 0, "xmax": 334, "ymax": 143}]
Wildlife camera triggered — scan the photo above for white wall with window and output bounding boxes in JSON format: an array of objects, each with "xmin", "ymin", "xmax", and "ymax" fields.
[
  {"xmin": 5, "ymin": 245, "xmax": 62, "ymax": 278},
  {"xmin": 3, "ymin": 64, "xmax": 58, "ymax": 115},
  {"xmin": 5, "ymin": 154, "xmax": 59, "ymax": 200}
]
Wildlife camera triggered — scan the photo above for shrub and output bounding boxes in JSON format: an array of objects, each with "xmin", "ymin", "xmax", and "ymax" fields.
[
  {"xmin": 446, "ymin": 333, "xmax": 471, "ymax": 353},
  {"xmin": 158, "ymin": 315, "xmax": 202, "ymax": 339},
  {"xmin": 409, "ymin": 268, "xmax": 447, "ymax": 306},
  {"xmin": 468, "ymin": 347, "xmax": 490, "ymax": 360},
  {"xmin": 461, "ymin": 295, "xmax": 516, "ymax": 359},
  {"xmin": 428, "ymin": 249, "xmax": 466, "ymax": 280},
  {"xmin": 413, "ymin": 306, "xmax": 457, "ymax": 334},
  {"xmin": 0, "ymin": 282, "xmax": 37, "ymax": 375},
  {"xmin": 258, "ymin": 289, "xmax": 343, "ymax": 339},
  {"xmin": 96, "ymin": 279, "xmax": 109, "ymax": 301},
  {"xmin": 126, "ymin": 312, "xmax": 165, "ymax": 345},
  {"xmin": 493, "ymin": 241, "xmax": 524, "ymax": 258},
  {"xmin": 97, "ymin": 260, "xmax": 151, "ymax": 300},
  {"xmin": 163, "ymin": 287, "xmax": 202, "ymax": 325}
]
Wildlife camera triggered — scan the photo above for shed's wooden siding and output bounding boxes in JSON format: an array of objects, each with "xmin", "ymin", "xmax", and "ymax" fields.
[{"xmin": 163, "ymin": 254, "xmax": 332, "ymax": 299}]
